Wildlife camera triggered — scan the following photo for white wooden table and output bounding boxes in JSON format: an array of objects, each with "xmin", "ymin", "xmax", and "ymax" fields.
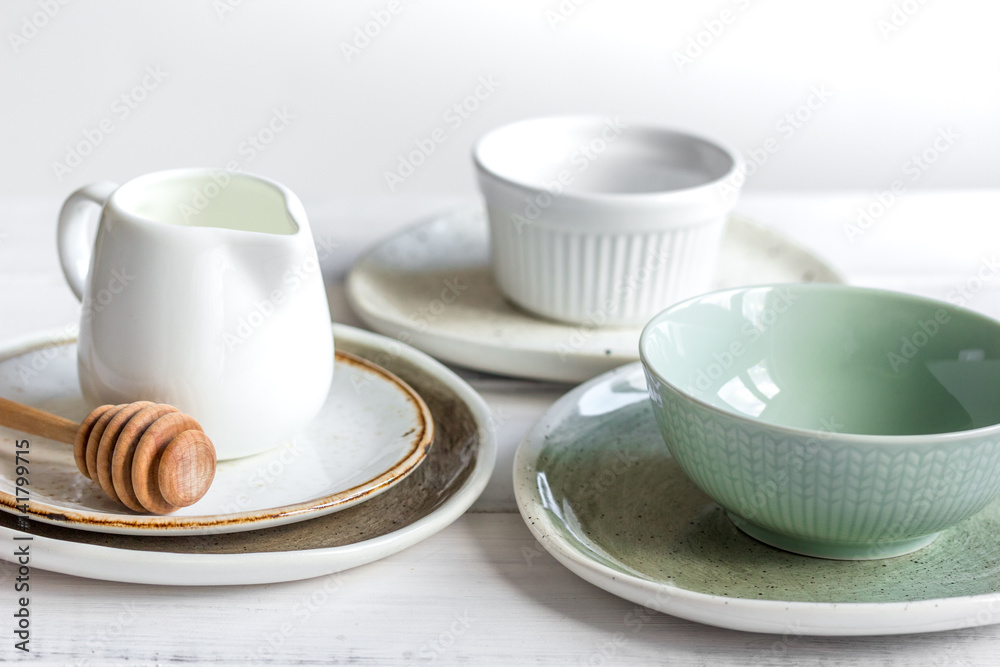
[{"xmin": 3, "ymin": 191, "xmax": 1000, "ymax": 666}]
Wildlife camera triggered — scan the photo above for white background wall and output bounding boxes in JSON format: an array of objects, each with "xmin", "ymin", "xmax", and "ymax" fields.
[{"xmin": 1, "ymin": 0, "xmax": 997, "ymax": 202}]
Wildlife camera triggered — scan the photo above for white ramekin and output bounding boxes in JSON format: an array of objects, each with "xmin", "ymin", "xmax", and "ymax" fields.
[{"xmin": 474, "ymin": 116, "xmax": 743, "ymax": 326}]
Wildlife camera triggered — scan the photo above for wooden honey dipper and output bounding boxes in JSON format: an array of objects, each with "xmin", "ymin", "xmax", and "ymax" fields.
[{"xmin": 0, "ymin": 397, "xmax": 216, "ymax": 514}]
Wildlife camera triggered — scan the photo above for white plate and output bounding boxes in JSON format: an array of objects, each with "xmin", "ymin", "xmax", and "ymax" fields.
[
  {"xmin": 0, "ymin": 324, "xmax": 496, "ymax": 585},
  {"xmin": 514, "ymin": 362, "xmax": 1000, "ymax": 636},
  {"xmin": 0, "ymin": 326, "xmax": 435, "ymax": 535},
  {"xmin": 347, "ymin": 206, "xmax": 844, "ymax": 383}
]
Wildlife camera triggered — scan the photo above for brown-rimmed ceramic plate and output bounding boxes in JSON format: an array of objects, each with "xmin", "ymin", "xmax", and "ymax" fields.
[
  {"xmin": 0, "ymin": 324, "xmax": 495, "ymax": 584},
  {"xmin": 0, "ymin": 325, "xmax": 445, "ymax": 536}
]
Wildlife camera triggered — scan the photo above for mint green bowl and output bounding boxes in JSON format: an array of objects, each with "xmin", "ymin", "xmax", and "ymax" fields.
[{"xmin": 639, "ymin": 284, "xmax": 1000, "ymax": 559}]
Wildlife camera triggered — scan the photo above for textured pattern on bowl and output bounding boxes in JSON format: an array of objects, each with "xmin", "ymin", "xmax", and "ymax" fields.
[
  {"xmin": 640, "ymin": 284, "xmax": 1000, "ymax": 559},
  {"xmin": 645, "ymin": 370, "xmax": 1000, "ymax": 558}
]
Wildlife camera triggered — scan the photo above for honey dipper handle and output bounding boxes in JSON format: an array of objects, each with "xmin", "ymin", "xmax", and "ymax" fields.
[{"xmin": 0, "ymin": 396, "xmax": 80, "ymax": 445}]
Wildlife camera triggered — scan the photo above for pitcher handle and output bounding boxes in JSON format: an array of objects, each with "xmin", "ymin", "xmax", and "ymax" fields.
[{"xmin": 57, "ymin": 182, "xmax": 118, "ymax": 301}]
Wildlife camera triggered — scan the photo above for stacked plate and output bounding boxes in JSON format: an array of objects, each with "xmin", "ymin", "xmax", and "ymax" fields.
[{"xmin": 0, "ymin": 324, "xmax": 496, "ymax": 585}]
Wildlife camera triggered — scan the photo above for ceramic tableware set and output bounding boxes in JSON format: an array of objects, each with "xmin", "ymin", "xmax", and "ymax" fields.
[{"xmin": 4, "ymin": 116, "xmax": 1000, "ymax": 635}]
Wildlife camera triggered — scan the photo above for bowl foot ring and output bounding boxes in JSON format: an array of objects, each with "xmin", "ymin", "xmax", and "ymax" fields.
[{"xmin": 726, "ymin": 512, "xmax": 940, "ymax": 561}]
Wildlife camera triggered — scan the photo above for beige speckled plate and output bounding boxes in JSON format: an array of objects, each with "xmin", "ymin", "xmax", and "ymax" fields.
[
  {"xmin": 347, "ymin": 206, "xmax": 844, "ymax": 383},
  {"xmin": 0, "ymin": 326, "xmax": 434, "ymax": 535}
]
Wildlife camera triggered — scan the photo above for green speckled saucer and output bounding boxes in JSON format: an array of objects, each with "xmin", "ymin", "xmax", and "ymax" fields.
[{"xmin": 514, "ymin": 363, "xmax": 1000, "ymax": 635}]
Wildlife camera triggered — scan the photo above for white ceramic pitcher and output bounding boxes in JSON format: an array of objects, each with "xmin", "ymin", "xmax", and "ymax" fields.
[{"xmin": 57, "ymin": 168, "xmax": 334, "ymax": 460}]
